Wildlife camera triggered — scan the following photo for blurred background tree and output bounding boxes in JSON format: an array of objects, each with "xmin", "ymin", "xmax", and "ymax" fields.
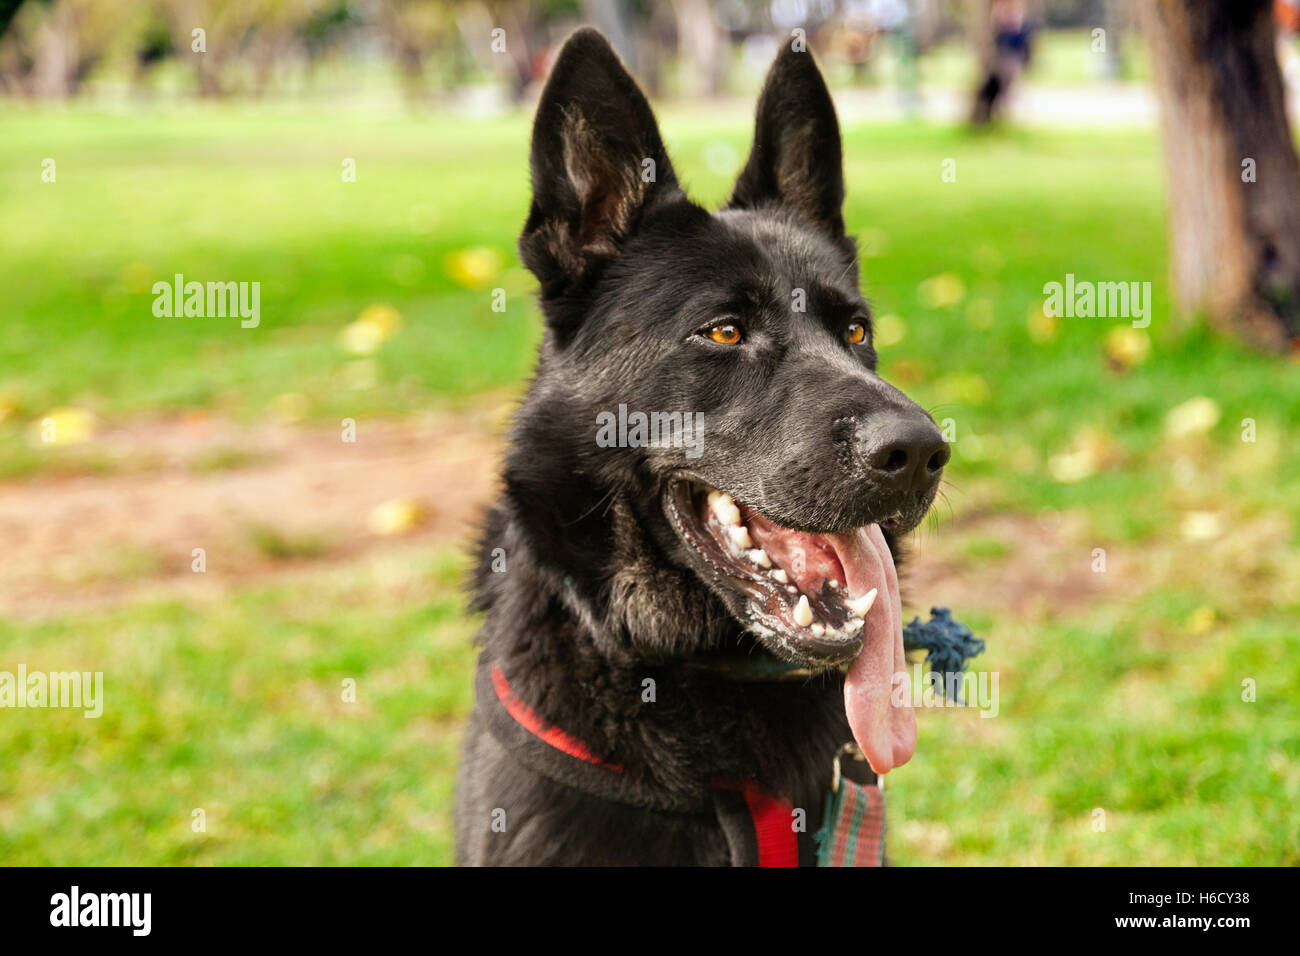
[
  {"xmin": 1, "ymin": 0, "xmax": 1298, "ymax": 349},
  {"xmin": 1142, "ymin": 0, "xmax": 1300, "ymax": 351},
  {"xmin": 0, "ymin": 0, "xmax": 1150, "ymax": 104}
]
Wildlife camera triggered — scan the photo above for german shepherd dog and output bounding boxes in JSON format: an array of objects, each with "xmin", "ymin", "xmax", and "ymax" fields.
[{"xmin": 456, "ymin": 28, "xmax": 948, "ymax": 866}]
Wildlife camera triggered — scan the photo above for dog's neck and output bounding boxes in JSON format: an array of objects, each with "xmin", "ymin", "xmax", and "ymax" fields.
[{"xmin": 472, "ymin": 499, "xmax": 852, "ymax": 803}]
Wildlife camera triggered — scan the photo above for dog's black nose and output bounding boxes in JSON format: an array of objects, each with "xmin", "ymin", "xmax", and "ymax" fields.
[{"xmin": 858, "ymin": 414, "xmax": 949, "ymax": 495}]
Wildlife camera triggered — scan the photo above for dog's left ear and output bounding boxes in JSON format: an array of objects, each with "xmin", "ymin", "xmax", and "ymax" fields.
[
  {"xmin": 728, "ymin": 44, "xmax": 846, "ymax": 238},
  {"xmin": 520, "ymin": 28, "xmax": 682, "ymax": 299}
]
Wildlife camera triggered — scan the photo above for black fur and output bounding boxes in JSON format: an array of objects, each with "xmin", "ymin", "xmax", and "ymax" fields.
[{"xmin": 455, "ymin": 28, "xmax": 943, "ymax": 866}]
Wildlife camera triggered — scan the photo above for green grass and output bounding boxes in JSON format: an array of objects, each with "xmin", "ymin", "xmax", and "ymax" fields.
[
  {"xmin": 2, "ymin": 102, "xmax": 1298, "ymax": 864},
  {"xmin": 896, "ymin": 599, "xmax": 1300, "ymax": 865},
  {"xmin": 0, "ymin": 550, "xmax": 474, "ymax": 865}
]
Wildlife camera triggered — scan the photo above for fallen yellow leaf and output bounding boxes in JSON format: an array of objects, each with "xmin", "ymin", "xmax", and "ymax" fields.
[
  {"xmin": 1104, "ymin": 325, "xmax": 1150, "ymax": 371},
  {"xmin": 874, "ymin": 314, "xmax": 906, "ymax": 347},
  {"xmin": 445, "ymin": 247, "xmax": 504, "ymax": 289},
  {"xmin": 1027, "ymin": 303, "xmax": 1059, "ymax": 343},
  {"xmin": 1180, "ymin": 510, "xmax": 1223, "ymax": 541},
  {"xmin": 1187, "ymin": 606, "xmax": 1217, "ymax": 634},
  {"xmin": 340, "ymin": 320, "xmax": 383, "ymax": 356},
  {"xmin": 1166, "ymin": 397, "xmax": 1221, "ymax": 439},
  {"xmin": 357, "ymin": 304, "xmax": 402, "ymax": 339},
  {"xmin": 918, "ymin": 273, "xmax": 966, "ymax": 309},
  {"xmin": 1048, "ymin": 427, "xmax": 1120, "ymax": 483},
  {"xmin": 367, "ymin": 498, "xmax": 426, "ymax": 536},
  {"xmin": 30, "ymin": 407, "xmax": 95, "ymax": 445}
]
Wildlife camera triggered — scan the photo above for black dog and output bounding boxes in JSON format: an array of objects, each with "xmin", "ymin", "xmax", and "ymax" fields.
[{"xmin": 455, "ymin": 27, "xmax": 947, "ymax": 866}]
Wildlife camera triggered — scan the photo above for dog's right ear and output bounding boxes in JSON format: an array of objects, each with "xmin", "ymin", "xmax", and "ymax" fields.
[{"xmin": 519, "ymin": 28, "xmax": 682, "ymax": 303}]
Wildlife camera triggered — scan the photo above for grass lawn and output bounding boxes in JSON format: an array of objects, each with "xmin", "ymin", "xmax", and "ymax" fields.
[{"xmin": 1, "ymin": 102, "xmax": 1297, "ymax": 864}]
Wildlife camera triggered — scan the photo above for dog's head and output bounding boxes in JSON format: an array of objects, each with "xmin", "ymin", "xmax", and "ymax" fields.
[{"xmin": 512, "ymin": 29, "xmax": 944, "ymax": 706}]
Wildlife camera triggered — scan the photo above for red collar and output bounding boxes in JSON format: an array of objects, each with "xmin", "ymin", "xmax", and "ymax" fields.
[
  {"xmin": 489, "ymin": 663, "xmax": 624, "ymax": 771},
  {"xmin": 490, "ymin": 663, "xmax": 799, "ymax": 866}
]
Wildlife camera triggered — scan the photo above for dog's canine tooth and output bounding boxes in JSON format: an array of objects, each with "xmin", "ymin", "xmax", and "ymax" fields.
[
  {"xmin": 845, "ymin": 588, "xmax": 878, "ymax": 618},
  {"xmin": 748, "ymin": 548, "xmax": 772, "ymax": 568},
  {"xmin": 710, "ymin": 492, "xmax": 741, "ymax": 526},
  {"xmin": 793, "ymin": 594, "xmax": 813, "ymax": 627},
  {"xmin": 730, "ymin": 526, "xmax": 753, "ymax": 549},
  {"xmin": 771, "ymin": 569, "xmax": 788, "ymax": 584}
]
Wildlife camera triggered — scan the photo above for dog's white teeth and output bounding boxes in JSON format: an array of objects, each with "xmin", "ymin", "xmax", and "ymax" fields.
[
  {"xmin": 786, "ymin": 585, "xmax": 797, "ymax": 595},
  {"xmin": 844, "ymin": 617, "xmax": 864, "ymax": 634},
  {"xmin": 730, "ymin": 526, "xmax": 753, "ymax": 549},
  {"xmin": 748, "ymin": 548, "xmax": 772, "ymax": 568},
  {"xmin": 828, "ymin": 580, "xmax": 839, "ymax": 590},
  {"xmin": 770, "ymin": 569, "xmax": 788, "ymax": 584},
  {"xmin": 845, "ymin": 588, "xmax": 878, "ymax": 618},
  {"xmin": 793, "ymin": 594, "xmax": 813, "ymax": 627},
  {"xmin": 811, "ymin": 623, "xmax": 825, "ymax": 637},
  {"xmin": 710, "ymin": 491, "xmax": 741, "ymax": 526}
]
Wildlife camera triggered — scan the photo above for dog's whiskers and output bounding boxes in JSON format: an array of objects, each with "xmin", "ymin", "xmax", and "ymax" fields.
[{"xmin": 565, "ymin": 485, "xmax": 619, "ymax": 527}]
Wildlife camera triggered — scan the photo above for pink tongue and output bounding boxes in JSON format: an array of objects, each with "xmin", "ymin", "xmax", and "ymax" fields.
[
  {"xmin": 829, "ymin": 525, "xmax": 916, "ymax": 775},
  {"xmin": 743, "ymin": 511, "xmax": 845, "ymax": 595}
]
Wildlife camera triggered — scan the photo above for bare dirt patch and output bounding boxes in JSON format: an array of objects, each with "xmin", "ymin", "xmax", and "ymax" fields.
[
  {"xmin": 903, "ymin": 508, "xmax": 1139, "ymax": 622},
  {"xmin": 2, "ymin": 407, "xmax": 509, "ymax": 617}
]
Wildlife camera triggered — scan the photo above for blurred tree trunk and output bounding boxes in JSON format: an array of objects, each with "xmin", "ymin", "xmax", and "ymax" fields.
[
  {"xmin": 1143, "ymin": 0, "xmax": 1300, "ymax": 349},
  {"xmin": 914, "ymin": 0, "xmax": 948, "ymax": 52},
  {"xmin": 1099, "ymin": 0, "xmax": 1125, "ymax": 79},
  {"xmin": 581, "ymin": 0, "xmax": 631, "ymax": 66},
  {"xmin": 194, "ymin": 49, "xmax": 224, "ymax": 97},
  {"xmin": 31, "ymin": 15, "xmax": 74, "ymax": 98},
  {"xmin": 455, "ymin": 0, "xmax": 537, "ymax": 103},
  {"xmin": 671, "ymin": 0, "xmax": 723, "ymax": 97},
  {"xmin": 634, "ymin": 0, "xmax": 676, "ymax": 97}
]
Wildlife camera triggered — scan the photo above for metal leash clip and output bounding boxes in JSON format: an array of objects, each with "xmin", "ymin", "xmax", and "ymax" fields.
[{"xmin": 831, "ymin": 741, "xmax": 879, "ymax": 794}]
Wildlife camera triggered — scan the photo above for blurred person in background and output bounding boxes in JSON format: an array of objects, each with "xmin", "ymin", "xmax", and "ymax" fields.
[{"xmin": 970, "ymin": 0, "xmax": 1033, "ymax": 124}]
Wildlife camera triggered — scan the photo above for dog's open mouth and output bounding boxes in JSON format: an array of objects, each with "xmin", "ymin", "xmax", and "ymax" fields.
[
  {"xmin": 665, "ymin": 479, "xmax": 918, "ymax": 773},
  {"xmin": 666, "ymin": 481, "xmax": 879, "ymax": 663}
]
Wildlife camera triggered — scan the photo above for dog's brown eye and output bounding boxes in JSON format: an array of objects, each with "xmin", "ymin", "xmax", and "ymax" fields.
[
  {"xmin": 847, "ymin": 322, "xmax": 866, "ymax": 344},
  {"xmin": 707, "ymin": 323, "xmax": 742, "ymax": 345}
]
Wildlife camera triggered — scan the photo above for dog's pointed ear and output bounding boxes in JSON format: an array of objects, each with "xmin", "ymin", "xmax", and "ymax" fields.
[
  {"xmin": 728, "ymin": 45, "xmax": 846, "ymax": 237},
  {"xmin": 519, "ymin": 28, "xmax": 681, "ymax": 297}
]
